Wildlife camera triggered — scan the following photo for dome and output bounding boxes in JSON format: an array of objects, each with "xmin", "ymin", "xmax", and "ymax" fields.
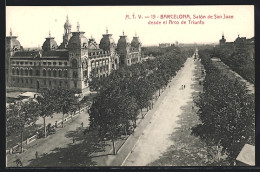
[
  {"xmin": 64, "ymin": 15, "xmax": 72, "ymax": 28},
  {"xmin": 117, "ymin": 35, "xmax": 130, "ymax": 47},
  {"xmin": 42, "ymin": 37, "xmax": 58, "ymax": 51},
  {"xmin": 64, "ymin": 21, "xmax": 72, "ymax": 28},
  {"xmin": 131, "ymin": 36, "xmax": 141, "ymax": 49},
  {"xmin": 67, "ymin": 32, "xmax": 88, "ymax": 49},
  {"xmin": 99, "ymin": 34, "xmax": 115, "ymax": 51}
]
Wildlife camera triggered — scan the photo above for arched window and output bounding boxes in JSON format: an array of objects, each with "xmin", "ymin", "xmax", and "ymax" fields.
[
  {"xmin": 64, "ymin": 70, "xmax": 68, "ymax": 78},
  {"xmin": 58, "ymin": 70, "xmax": 62, "ymax": 77},
  {"xmin": 25, "ymin": 69, "xmax": 28, "ymax": 76},
  {"xmin": 43, "ymin": 69, "xmax": 46, "ymax": 76},
  {"xmin": 71, "ymin": 59, "xmax": 77, "ymax": 68},
  {"xmin": 48, "ymin": 69, "xmax": 51, "ymax": 77},
  {"xmin": 29, "ymin": 68, "xmax": 33, "ymax": 76},
  {"xmin": 12, "ymin": 68, "xmax": 15, "ymax": 75},
  {"xmin": 53, "ymin": 70, "xmax": 57, "ymax": 77},
  {"xmin": 73, "ymin": 71, "xmax": 78, "ymax": 78}
]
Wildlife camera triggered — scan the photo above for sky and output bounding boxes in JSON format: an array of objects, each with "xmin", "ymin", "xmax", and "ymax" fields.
[{"xmin": 6, "ymin": 5, "xmax": 254, "ymax": 47}]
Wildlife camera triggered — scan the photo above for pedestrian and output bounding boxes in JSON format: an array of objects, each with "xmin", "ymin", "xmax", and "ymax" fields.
[
  {"xmin": 81, "ymin": 122, "xmax": 84, "ymax": 128},
  {"xmin": 55, "ymin": 121, "xmax": 57, "ymax": 128},
  {"xmin": 35, "ymin": 151, "xmax": 38, "ymax": 159},
  {"xmin": 14, "ymin": 158, "xmax": 23, "ymax": 167},
  {"xmin": 184, "ymin": 85, "xmax": 186, "ymax": 89},
  {"xmin": 73, "ymin": 136, "xmax": 75, "ymax": 143}
]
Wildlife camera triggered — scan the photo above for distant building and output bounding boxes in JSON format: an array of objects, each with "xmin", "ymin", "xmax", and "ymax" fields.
[
  {"xmin": 6, "ymin": 16, "xmax": 142, "ymax": 93},
  {"xmin": 159, "ymin": 43, "xmax": 171, "ymax": 48},
  {"xmin": 218, "ymin": 34, "xmax": 255, "ymax": 60}
]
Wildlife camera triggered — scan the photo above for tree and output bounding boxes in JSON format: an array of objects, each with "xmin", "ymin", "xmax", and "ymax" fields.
[
  {"xmin": 53, "ymin": 88, "xmax": 79, "ymax": 128},
  {"xmin": 36, "ymin": 89, "xmax": 56, "ymax": 138},
  {"xmin": 6, "ymin": 99, "xmax": 39, "ymax": 152},
  {"xmin": 192, "ymin": 48, "xmax": 255, "ymax": 164}
]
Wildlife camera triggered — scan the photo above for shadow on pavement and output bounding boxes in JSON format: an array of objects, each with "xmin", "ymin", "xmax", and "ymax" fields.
[{"xmin": 26, "ymin": 127, "xmax": 108, "ymax": 167}]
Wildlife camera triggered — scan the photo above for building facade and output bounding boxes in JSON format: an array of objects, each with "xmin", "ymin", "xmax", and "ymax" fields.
[{"xmin": 6, "ymin": 16, "xmax": 142, "ymax": 93}]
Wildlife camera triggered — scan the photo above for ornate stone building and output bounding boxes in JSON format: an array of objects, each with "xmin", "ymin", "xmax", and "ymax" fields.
[{"xmin": 6, "ymin": 16, "xmax": 142, "ymax": 93}]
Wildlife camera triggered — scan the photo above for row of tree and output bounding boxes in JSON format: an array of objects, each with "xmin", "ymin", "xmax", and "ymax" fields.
[
  {"xmin": 6, "ymin": 88, "xmax": 80, "ymax": 152},
  {"xmin": 213, "ymin": 44, "xmax": 255, "ymax": 84},
  {"xmin": 191, "ymin": 49, "xmax": 255, "ymax": 165},
  {"xmin": 87, "ymin": 46, "xmax": 191, "ymax": 154}
]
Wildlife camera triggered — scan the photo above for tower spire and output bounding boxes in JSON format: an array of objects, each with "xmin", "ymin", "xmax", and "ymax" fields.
[
  {"xmin": 10, "ymin": 28, "xmax": 12, "ymax": 36},
  {"xmin": 135, "ymin": 31, "xmax": 137, "ymax": 37},
  {"xmin": 77, "ymin": 22, "xmax": 80, "ymax": 32},
  {"xmin": 106, "ymin": 27, "xmax": 108, "ymax": 34},
  {"xmin": 66, "ymin": 14, "xmax": 69, "ymax": 21},
  {"xmin": 123, "ymin": 30, "xmax": 124, "ymax": 36},
  {"xmin": 49, "ymin": 30, "xmax": 51, "ymax": 37}
]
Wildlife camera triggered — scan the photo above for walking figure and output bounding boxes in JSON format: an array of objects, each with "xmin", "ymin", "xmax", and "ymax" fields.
[
  {"xmin": 14, "ymin": 158, "xmax": 23, "ymax": 167},
  {"xmin": 55, "ymin": 121, "xmax": 58, "ymax": 128},
  {"xmin": 184, "ymin": 85, "xmax": 186, "ymax": 89},
  {"xmin": 35, "ymin": 151, "xmax": 38, "ymax": 159},
  {"xmin": 81, "ymin": 122, "xmax": 84, "ymax": 128}
]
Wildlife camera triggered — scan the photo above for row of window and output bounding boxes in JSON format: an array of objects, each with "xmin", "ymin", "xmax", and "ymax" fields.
[
  {"xmin": 12, "ymin": 78, "xmax": 78, "ymax": 89},
  {"xmin": 12, "ymin": 68, "xmax": 69, "ymax": 78},
  {"xmin": 11, "ymin": 61, "xmax": 68, "ymax": 66}
]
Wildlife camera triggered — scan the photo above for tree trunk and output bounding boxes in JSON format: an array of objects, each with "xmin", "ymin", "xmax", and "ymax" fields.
[
  {"xmin": 112, "ymin": 136, "xmax": 116, "ymax": 155},
  {"xmin": 217, "ymin": 145, "xmax": 220, "ymax": 162},
  {"xmin": 20, "ymin": 130, "xmax": 24, "ymax": 153},
  {"xmin": 124, "ymin": 124, "xmax": 127, "ymax": 136},
  {"xmin": 141, "ymin": 109, "xmax": 144, "ymax": 119},
  {"xmin": 43, "ymin": 117, "xmax": 46, "ymax": 138},
  {"xmin": 62, "ymin": 113, "xmax": 65, "ymax": 128}
]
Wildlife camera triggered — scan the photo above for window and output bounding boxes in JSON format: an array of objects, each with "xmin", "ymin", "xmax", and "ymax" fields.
[
  {"xmin": 16, "ymin": 62, "xmax": 19, "ymax": 65},
  {"xmin": 29, "ymin": 69, "xmax": 33, "ymax": 76},
  {"xmin": 44, "ymin": 80, "xmax": 46, "ymax": 85},
  {"xmin": 71, "ymin": 59, "xmax": 77, "ymax": 68},
  {"xmin": 17, "ymin": 78, "xmax": 19, "ymax": 83},
  {"xmin": 21, "ymin": 79, "xmax": 24, "ymax": 83},
  {"xmin": 64, "ymin": 62, "xmax": 67, "ymax": 66},
  {"xmin": 53, "ymin": 70, "xmax": 57, "ymax": 77},
  {"xmin": 20, "ymin": 62, "xmax": 24, "ymax": 65},
  {"xmin": 43, "ymin": 62, "xmax": 46, "ymax": 65},
  {"xmin": 25, "ymin": 69, "xmax": 28, "ymax": 75},
  {"xmin": 25, "ymin": 62, "xmax": 28, "ymax": 65},
  {"xmin": 59, "ymin": 62, "xmax": 62, "ymax": 65},
  {"xmin": 74, "ymin": 82, "xmax": 77, "ymax": 88},
  {"xmin": 36, "ymin": 70, "xmax": 40, "ymax": 76},
  {"xmin": 30, "ymin": 79, "xmax": 33, "ymax": 84},
  {"xmin": 48, "ymin": 62, "xmax": 51, "ymax": 66},
  {"xmin": 64, "ymin": 70, "xmax": 68, "ymax": 77},
  {"xmin": 30, "ymin": 62, "xmax": 33, "ymax": 65},
  {"xmin": 20, "ymin": 69, "xmax": 23, "ymax": 75},
  {"xmin": 12, "ymin": 68, "xmax": 15, "ymax": 75},
  {"xmin": 49, "ymin": 81, "xmax": 52, "ymax": 86},
  {"xmin": 73, "ymin": 71, "xmax": 78, "ymax": 78},
  {"xmin": 59, "ymin": 81, "xmax": 62, "ymax": 87},
  {"xmin": 58, "ymin": 70, "xmax": 62, "ymax": 77},
  {"xmin": 43, "ymin": 69, "xmax": 46, "ymax": 76},
  {"xmin": 53, "ymin": 62, "xmax": 56, "ymax": 65},
  {"xmin": 48, "ymin": 70, "xmax": 51, "ymax": 77},
  {"xmin": 26, "ymin": 79, "xmax": 28, "ymax": 84},
  {"xmin": 12, "ymin": 61, "xmax": 15, "ymax": 64}
]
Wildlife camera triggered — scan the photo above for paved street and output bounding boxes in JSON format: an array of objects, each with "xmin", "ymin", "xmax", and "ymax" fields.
[
  {"xmin": 121, "ymin": 57, "xmax": 196, "ymax": 166},
  {"xmin": 6, "ymin": 110, "xmax": 89, "ymax": 167}
]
